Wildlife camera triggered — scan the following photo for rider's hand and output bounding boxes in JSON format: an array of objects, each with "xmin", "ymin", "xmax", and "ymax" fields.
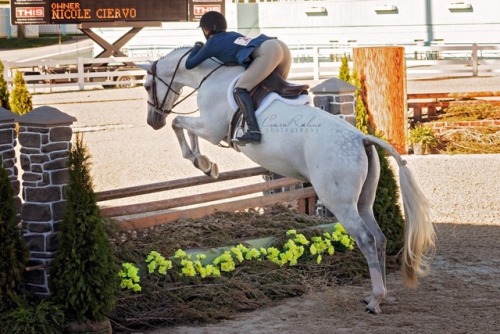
[{"xmin": 194, "ymin": 41, "xmax": 205, "ymax": 48}]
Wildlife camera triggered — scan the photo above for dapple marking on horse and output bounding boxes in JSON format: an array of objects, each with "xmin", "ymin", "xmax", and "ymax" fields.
[{"xmin": 139, "ymin": 47, "xmax": 435, "ymax": 315}]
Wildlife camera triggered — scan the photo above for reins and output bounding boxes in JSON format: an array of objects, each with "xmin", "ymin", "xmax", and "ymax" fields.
[{"xmin": 147, "ymin": 49, "xmax": 224, "ymax": 116}]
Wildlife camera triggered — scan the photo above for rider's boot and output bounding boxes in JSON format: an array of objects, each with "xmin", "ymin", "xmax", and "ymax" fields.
[{"xmin": 232, "ymin": 87, "xmax": 261, "ymax": 146}]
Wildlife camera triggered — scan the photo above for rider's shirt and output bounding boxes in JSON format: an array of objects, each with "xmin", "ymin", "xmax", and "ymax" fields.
[{"xmin": 185, "ymin": 32, "xmax": 273, "ymax": 70}]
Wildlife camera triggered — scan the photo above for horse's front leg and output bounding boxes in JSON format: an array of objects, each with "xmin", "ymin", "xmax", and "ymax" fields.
[
  {"xmin": 188, "ymin": 131, "xmax": 219, "ymax": 179},
  {"xmin": 171, "ymin": 115, "xmax": 219, "ymax": 179}
]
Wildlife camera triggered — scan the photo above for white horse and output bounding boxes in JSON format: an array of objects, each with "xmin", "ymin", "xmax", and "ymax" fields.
[{"xmin": 139, "ymin": 47, "xmax": 435, "ymax": 314}]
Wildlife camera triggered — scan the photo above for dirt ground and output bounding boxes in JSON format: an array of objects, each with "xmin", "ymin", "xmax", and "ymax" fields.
[{"xmin": 152, "ymin": 222, "xmax": 500, "ymax": 334}]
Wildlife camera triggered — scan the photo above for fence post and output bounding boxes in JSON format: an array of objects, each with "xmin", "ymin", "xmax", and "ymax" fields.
[
  {"xmin": 353, "ymin": 46, "xmax": 407, "ymax": 154},
  {"xmin": 472, "ymin": 43, "xmax": 478, "ymax": 77},
  {"xmin": 78, "ymin": 57, "xmax": 84, "ymax": 90},
  {"xmin": 17, "ymin": 106, "xmax": 76, "ymax": 295},
  {"xmin": 313, "ymin": 46, "xmax": 319, "ymax": 80}
]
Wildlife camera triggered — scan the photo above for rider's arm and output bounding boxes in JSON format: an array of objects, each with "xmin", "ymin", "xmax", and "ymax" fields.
[{"xmin": 185, "ymin": 43, "xmax": 212, "ymax": 69}]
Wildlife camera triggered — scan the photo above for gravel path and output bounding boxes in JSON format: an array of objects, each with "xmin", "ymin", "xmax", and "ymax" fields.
[{"xmin": 31, "ymin": 76, "xmax": 500, "ymax": 224}]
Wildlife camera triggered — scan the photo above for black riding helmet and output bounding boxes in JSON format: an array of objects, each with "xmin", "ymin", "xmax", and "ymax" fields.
[{"xmin": 199, "ymin": 11, "xmax": 227, "ymax": 32}]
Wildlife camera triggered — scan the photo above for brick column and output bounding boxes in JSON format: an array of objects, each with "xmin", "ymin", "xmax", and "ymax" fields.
[
  {"xmin": 17, "ymin": 106, "xmax": 76, "ymax": 295},
  {"xmin": 310, "ymin": 78, "xmax": 357, "ymax": 127},
  {"xmin": 0, "ymin": 107, "xmax": 20, "ymax": 209}
]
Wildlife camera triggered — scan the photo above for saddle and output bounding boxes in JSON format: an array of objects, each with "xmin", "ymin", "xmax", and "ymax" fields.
[
  {"xmin": 249, "ymin": 70, "xmax": 310, "ymax": 109},
  {"xmin": 228, "ymin": 71, "xmax": 310, "ymax": 151}
]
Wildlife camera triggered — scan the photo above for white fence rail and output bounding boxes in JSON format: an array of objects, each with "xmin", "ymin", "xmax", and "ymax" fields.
[
  {"xmin": 4, "ymin": 44, "xmax": 500, "ymax": 92},
  {"xmin": 287, "ymin": 43, "xmax": 500, "ymax": 80},
  {"xmin": 3, "ymin": 56, "xmax": 156, "ymax": 92}
]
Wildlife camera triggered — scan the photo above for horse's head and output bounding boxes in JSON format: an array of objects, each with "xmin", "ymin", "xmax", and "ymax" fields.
[{"xmin": 139, "ymin": 48, "xmax": 191, "ymax": 130}]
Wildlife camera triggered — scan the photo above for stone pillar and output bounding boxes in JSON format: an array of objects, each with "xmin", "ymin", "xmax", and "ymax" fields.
[
  {"xmin": 310, "ymin": 78, "xmax": 357, "ymax": 127},
  {"xmin": 0, "ymin": 107, "xmax": 20, "ymax": 209},
  {"xmin": 17, "ymin": 106, "xmax": 76, "ymax": 295}
]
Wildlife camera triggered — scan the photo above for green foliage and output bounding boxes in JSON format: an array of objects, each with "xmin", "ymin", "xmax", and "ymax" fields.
[
  {"xmin": 0, "ymin": 298, "xmax": 64, "ymax": 334},
  {"xmin": 0, "ymin": 157, "xmax": 28, "ymax": 307},
  {"xmin": 9, "ymin": 70, "xmax": 32, "ymax": 115},
  {"xmin": 350, "ymin": 70, "xmax": 371, "ymax": 134},
  {"xmin": 338, "ymin": 54, "xmax": 350, "ymax": 82},
  {"xmin": 409, "ymin": 123, "xmax": 438, "ymax": 147},
  {"xmin": 120, "ymin": 226, "xmax": 356, "ymax": 292},
  {"xmin": 0, "ymin": 60, "xmax": 10, "ymax": 109},
  {"xmin": 50, "ymin": 134, "xmax": 119, "ymax": 324}
]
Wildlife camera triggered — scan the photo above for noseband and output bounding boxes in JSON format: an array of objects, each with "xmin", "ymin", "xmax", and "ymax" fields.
[{"xmin": 146, "ymin": 49, "xmax": 191, "ymax": 116}]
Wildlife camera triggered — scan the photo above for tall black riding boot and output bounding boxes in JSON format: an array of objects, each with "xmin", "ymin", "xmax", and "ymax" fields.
[{"xmin": 232, "ymin": 87, "xmax": 261, "ymax": 145}]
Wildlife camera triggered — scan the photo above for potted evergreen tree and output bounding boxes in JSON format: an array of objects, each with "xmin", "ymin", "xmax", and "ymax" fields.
[
  {"xmin": 50, "ymin": 134, "xmax": 119, "ymax": 333},
  {"xmin": 409, "ymin": 124, "xmax": 438, "ymax": 155}
]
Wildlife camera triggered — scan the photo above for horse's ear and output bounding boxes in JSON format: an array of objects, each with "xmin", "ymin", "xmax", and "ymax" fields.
[{"xmin": 137, "ymin": 62, "xmax": 152, "ymax": 73}]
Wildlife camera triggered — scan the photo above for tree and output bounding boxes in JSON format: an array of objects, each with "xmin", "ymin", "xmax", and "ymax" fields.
[
  {"xmin": 0, "ymin": 60, "xmax": 10, "ymax": 110},
  {"xmin": 0, "ymin": 157, "xmax": 28, "ymax": 309},
  {"xmin": 50, "ymin": 134, "xmax": 119, "ymax": 325},
  {"xmin": 338, "ymin": 54, "xmax": 350, "ymax": 83},
  {"xmin": 9, "ymin": 70, "xmax": 32, "ymax": 115}
]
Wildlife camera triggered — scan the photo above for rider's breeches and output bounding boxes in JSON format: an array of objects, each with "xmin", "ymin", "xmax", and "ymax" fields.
[{"xmin": 235, "ymin": 39, "xmax": 292, "ymax": 91}]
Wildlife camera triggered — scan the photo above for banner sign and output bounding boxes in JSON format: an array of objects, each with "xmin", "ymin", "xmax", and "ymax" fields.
[
  {"xmin": 189, "ymin": 0, "xmax": 225, "ymax": 22},
  {"xmin": 10, "ymin": 0, "xmax": 191, "ymax": 25}
]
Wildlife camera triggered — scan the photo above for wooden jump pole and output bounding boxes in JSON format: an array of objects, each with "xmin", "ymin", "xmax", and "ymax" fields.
[
  {"xmin": 100, "ymin": 177, "xmax": 303, "ymax": 217},
  {"xmin": 119, "ymin": 187, "xmax": 318, "ymax": 230},
  {"xmin": 95, "ymin": 166, "xmax": 268, "ymax": 201}
]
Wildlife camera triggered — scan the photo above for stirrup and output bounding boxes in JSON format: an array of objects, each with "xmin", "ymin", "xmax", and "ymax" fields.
[{"xmin": 232, "ymin": 131, "xmax": 261, "ymax": 146}]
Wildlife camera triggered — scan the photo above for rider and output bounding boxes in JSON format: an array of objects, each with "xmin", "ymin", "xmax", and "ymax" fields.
[{"xmin": 185, "ymin": 11, "xmax": 292, "ymax": 145}]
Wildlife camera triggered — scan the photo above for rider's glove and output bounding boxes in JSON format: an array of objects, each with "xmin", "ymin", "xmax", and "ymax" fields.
[{"xmin": 194, "ymin": 41, "xmax": 205, "ymax": 48}]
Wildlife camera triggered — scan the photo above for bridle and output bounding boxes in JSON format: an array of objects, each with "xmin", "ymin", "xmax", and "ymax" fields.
[{"xmin": 146, "ymin": 48, "xmax": 224, "ymax": 116}]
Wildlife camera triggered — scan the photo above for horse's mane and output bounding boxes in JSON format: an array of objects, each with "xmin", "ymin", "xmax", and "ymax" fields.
[{"xmin": 158, "ymin": 46, "xmax": 225, "ymax": 71}]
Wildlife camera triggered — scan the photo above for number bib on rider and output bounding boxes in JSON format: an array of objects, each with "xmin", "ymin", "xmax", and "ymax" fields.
[{"xmin": 234, "ymin": 37, "xmax": 253, "ymax": 46}]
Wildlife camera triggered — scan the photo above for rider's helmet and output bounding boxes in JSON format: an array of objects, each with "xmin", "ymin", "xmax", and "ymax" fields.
[{"xmin": 199, "ymin": 11, "xmax": 227, "ymax": 32}]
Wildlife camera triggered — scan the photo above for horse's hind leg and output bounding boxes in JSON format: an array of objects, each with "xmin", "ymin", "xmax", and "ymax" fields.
[
  {"xmin": 358, "ymin": 146, "xmax": 387, "ymax": 310},
  {"xmin": 335, "ymin": 207, "xmax": 386, "ymax": 314},
  {"xmin": 317, "ymin": 185, "xmax": 386, "ymax": 313}
]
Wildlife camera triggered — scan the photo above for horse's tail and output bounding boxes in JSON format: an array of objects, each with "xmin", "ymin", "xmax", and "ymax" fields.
[{"xmin": 364, "ymin": 135, "xmax": 436, "ymax": 287}]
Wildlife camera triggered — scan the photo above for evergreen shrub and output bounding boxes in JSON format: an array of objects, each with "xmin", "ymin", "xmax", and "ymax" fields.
[
  {"xmin": 0, "ymin": 60, "xmax": 10, "ymax": 109},
  {"xmin": 9, "ymin": 70, "xmax": 32, "ymax": 115},
  {"xmin": 50, "ymin": 134, "xmax": 119, "ymax": 324},
  {"xmin": 0, "ymin": 157, "xmax": 28, "ymax": 308}
]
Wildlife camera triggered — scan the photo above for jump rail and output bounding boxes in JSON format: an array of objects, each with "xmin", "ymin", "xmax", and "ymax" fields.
[{"xmin": 96, "ymin": 167, "xmax": 318, "ymax": 230}]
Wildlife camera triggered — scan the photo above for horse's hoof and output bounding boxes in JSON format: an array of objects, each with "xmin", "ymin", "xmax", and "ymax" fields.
[
  {"xmin": 210, "ymin": 163, "xmax": 219, "ymax": 179},
  {"xmin": 194, "ymin": 155, "xmax": 211, "ymax": 173},
  {"xmin": 365, "ymin": 304, "xmax": 382, "ymax": 315},
  {"xmin": 204, "ymin": 163, "xmax": 219, "ymax": 179}
]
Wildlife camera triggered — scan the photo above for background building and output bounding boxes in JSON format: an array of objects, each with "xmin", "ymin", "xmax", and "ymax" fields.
[{"xmin": 1, "ymin": 0, "xmax": 499, "ymax": 56}]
